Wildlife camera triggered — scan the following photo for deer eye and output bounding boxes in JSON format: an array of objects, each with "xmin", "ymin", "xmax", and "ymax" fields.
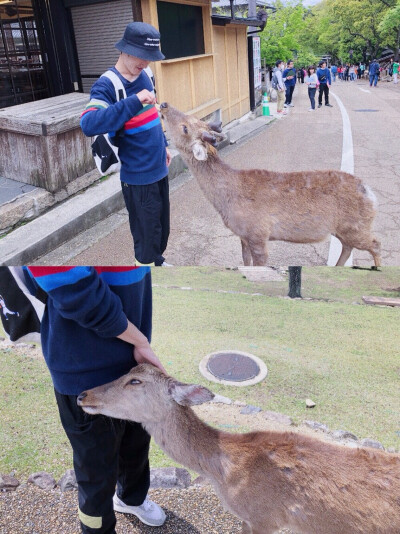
[
  {"xmin": 129, "ymin": 379, "xmax": 142, "ymax": 385},
  {"xmin": 182, "ymin": 124, "xmax": 189, "ymax": 135}
]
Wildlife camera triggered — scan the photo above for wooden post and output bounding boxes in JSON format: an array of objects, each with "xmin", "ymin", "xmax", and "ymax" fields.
[{"xmin": 288, "ymin": 266, "xmax": 302, "ymax": 299}]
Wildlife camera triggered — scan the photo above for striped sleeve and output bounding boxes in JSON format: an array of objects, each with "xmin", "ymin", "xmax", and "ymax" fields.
[
  {"xmin": 27, "ymin": 267, "xmax": 128, "ymax": 338},
  {"xmin": 79, "ymin": 77, "xmax": 142, "ymax": 137}
]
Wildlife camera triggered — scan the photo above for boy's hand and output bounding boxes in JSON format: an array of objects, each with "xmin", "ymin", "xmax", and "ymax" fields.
[{"xmin": 136, "ymin": 89, "xmax": 156, "ymax": 105}]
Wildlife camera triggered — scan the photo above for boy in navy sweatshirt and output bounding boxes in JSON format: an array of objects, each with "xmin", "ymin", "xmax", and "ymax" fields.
[
  {"xmin": 80, "ymin": 23, "xmax": 171, "ymax": 266},
  {"xmin": 26, "ymin": 266, "xmax": 166, "ymax": 533}
]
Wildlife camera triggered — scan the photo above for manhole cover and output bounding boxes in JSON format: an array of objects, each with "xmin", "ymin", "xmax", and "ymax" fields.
[
  {"xmin": 354, "ymin": 109, "xmax": 379, "ymax": 112},
  {"xmin": 207, "ymin": 351, "xmax": 260, "ymax": 382}
]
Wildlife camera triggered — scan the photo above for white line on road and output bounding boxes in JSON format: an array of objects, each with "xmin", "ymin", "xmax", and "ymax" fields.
[
  {"xmin": 327, "ymin": 91, "xmax": 354, "ymax": 266},
  {"xmin": 359, "ymin": 88, "xmax": 371, "ymax": 93}
]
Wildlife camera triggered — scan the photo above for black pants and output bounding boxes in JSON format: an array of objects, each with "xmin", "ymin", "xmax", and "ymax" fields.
[
  {"xmin": 285, "ymin": 85, "xmax": 295, "ymax": 105},
  {"xmin": 318, "ymin": 83, "xmax": 330, "ymax": 105},
  {"xmin": 122, "ymin": 176, "xmax": 170, "ymax": 266},
  {"xmin": 308, "ymin": 87, "xmax": 317, "ymax": 109},
  {"xmin": 55, "ymin": 390, "xmax": 151, "ymax": 534}
]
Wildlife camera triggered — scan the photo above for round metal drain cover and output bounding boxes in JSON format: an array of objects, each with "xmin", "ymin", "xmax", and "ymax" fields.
[{"xmin": 207, "ymin": 351, "xmax": 260, "ymax": 382}]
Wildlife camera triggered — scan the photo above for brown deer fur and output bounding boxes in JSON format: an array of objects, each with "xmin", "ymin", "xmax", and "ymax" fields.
[
  {"xmin": 78, "ymin": 364, "xmax": 400, "ymax": 534},
  {"xmin": 160, "ymin": 103, "xmax": 381, "ymax": 267}
]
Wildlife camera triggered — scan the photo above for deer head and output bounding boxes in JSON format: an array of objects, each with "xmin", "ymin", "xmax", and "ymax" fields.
[
  {"xmin": 160, "ymin": 102, "xmax": 225, "ymax": 161},
  {"xmin": 77, "ymin": 364, "xmax": 215, "ymax": 424}
]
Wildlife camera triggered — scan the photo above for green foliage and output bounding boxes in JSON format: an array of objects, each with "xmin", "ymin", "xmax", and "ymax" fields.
[
  {"xmin": 263, "ymin": 0, "xmax": 400, "ymax": 67},
  {"xmin": 261, "ymin": 0, "xmax": 309, "ymax": 65}
]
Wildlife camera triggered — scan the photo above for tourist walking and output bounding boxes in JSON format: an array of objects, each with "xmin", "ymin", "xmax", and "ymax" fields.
[
  {"xmin": 283, "ymin": 59, "xmax": 297, "ymax": 107},
  {"xmin": 272, "ymin": 60, "xmax": 287, "ymax": 118},
  {"xmin": 305, "ymin": 65, "xmax": 318, "ymax": 111},
  {"xmin": 331, "ymin": 64, "xmax": 337, "ymax": 82},
  {"xmin": 317, "ymin": 60, "xmax": 333, "ymax": 107},
  {"xmin": 369, "ymin": 59, "xmax": 380, "ymax": 87}
]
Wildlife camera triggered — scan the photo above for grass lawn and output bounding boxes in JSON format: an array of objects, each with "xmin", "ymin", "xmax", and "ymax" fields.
[{"xmin": 0, "ymin": 267, "xmax": 399, "ymax": 480}]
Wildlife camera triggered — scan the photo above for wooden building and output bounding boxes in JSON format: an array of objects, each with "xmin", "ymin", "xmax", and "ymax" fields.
[{"xmin": 0, "ymin": 0, "xmax": 266, "ymax": 124}]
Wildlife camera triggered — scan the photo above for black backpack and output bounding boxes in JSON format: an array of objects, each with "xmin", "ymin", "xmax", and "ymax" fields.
[{"xmin": 0, "ymin": 267, "xmax": 46, "ymax": 343}]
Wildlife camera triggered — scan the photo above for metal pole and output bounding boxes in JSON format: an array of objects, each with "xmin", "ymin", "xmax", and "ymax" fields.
[{"xmin": 288, "ymin": 266, "xmax": 302, "ymax": 298}]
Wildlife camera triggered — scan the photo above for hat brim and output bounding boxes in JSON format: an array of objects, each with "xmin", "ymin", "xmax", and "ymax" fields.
[{"xmin": 115, "ymin": 39, "xmax": 165, "ymax": 61}]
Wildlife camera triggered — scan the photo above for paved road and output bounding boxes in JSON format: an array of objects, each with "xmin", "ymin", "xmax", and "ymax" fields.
[{"xmin": 38, "ymin": 78, "xmax": 400, "ymax": 266}]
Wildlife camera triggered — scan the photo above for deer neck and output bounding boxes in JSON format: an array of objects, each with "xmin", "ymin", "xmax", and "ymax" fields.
[
  {"xmin": 185, "ymin": 152, "xmax": 237, "ymax": 213},
  {"xmin": 144, "ymin": 406, "xmax": 226, "ymax": 482}
]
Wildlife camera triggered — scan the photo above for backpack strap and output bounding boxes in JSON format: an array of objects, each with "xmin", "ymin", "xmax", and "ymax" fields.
[
  {"xmin": 101, "ymin": 70, "xmax": 127, "ymax": 140},
  {"xmin": 143, "ymin": 66, "xmax": 156, "ymax": 95},
  {"xmin": 101, "ymin": 69, "xmax": 127, "ymax": 102}
]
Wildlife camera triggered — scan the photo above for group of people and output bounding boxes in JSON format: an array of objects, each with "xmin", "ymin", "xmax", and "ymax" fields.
[
  {"xmin": 272, "ymin": 59, "xmax": 333, "ymax": 116},
  {"xmin": 272, "ymin": 55, "xmax": 400, "ymax": 116}
]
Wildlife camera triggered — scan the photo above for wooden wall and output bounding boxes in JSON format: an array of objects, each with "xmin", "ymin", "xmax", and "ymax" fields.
[
  {"xmin": 212, "ymin": 24, "xmax": 250, "ymax": 124},
  {"xmin": 141, "ymin": 0, "xmax": 250, "ymax": 123}
]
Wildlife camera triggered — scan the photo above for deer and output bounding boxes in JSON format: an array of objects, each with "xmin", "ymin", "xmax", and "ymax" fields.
[
  {"xmin": 159, "ymin": 102, "xmax": 381, "ymax": 267},
  {"xmin": 77, "ymin": 364, "xmax": 400, "ymax": 534}
]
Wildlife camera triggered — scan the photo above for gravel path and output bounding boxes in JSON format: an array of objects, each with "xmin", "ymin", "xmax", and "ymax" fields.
[{"xmin": 0, "ymin": 484, "xmax": 243, "ymax": 534}]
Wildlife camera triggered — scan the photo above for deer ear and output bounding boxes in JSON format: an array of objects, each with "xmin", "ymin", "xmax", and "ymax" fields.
[
  {"xmin": 170, "ymin": 383, "xmax": 214, "ymax": 406},
  {"xmin": 192, "ymin": 142, "xmax": 208, "ymax": 161}
]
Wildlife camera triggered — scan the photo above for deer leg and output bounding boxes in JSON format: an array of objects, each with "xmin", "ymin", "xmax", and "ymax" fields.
[
  {"xmin": 335, "ymin": 241, "xmax": 353, "ymax": 266},
  {"xmin": 367, "ymin": 238, "xmax": 381, "ymax": 268},
  {"xmin": 249, "ymin": 238, "xmax": 269, "ymax": 266},
  {"xmin": 241, "ymin": 239, "xmax": 252, "ymax": 266}
]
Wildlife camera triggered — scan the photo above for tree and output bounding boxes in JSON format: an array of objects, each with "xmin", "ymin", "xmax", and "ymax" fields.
[
  {"xmin": 260, "ymin": 1, "xmax": 309, "ymax": 65},
  {"xmin": 379, "ymin": 0, "xmax": 400, "ymax": 60}
]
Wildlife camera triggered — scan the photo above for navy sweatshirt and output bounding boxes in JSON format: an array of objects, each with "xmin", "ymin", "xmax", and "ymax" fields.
[
  {"xmin": 317, "ymin": 67, "xmax": 332, "ymax": 85},
  {"xmin": 80, "ymin": 68, "xmax": 168, "ymax": 185},
  {"xmin": 283, "ymin": 67, "xmax": 297, "ymax": 87},
  {"xmin": 26, "ymin": 266, "xmax": 152, "ymax": 395}
]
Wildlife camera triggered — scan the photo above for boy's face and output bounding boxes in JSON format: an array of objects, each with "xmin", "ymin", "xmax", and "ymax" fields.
[{"xmin": 122, "ymin": 53, "xmax": 150, "ymax": 77}]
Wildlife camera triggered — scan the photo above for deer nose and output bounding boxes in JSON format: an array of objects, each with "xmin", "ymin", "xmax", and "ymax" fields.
[
  {"xmin": 160, "ymin": 102, "xmax": 168, "ymax": 109},
  {"xmin": 77, "ymin": 392, "xmax": 87, "ymax": 404}
]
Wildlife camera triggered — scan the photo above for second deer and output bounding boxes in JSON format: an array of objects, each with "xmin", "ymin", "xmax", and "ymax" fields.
[
  {"xmin": 77, "ymin": 364, "xmax": 400, "ymax": 534},
  {"xmin": 160, "ymin": 103, "xmax": 381, "ymax": 267}
]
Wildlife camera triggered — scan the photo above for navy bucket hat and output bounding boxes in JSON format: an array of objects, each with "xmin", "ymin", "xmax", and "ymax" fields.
[{"xmin": 115, "ymin": 22, "xmax": 165, "ymax": 61}]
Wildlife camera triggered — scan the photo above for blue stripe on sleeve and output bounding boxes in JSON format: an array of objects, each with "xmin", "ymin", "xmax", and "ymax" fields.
[
  {"xmin": 98, "ymin": 267, "xmax": 150, "ymax": 286},
  {"xmin": 34, "ymin": 267, "xmax": 93, "ymax": 292}
]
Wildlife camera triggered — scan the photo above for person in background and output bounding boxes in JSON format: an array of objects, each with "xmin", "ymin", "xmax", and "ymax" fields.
[
  {"xmin": 26, "ymin": 266, "xmax": 167, "ymax": 534},
  {"xmin": 369, "ymin": 59, "xmax": 380, "ymax": 87},
  {"xmin": 392, "ymin": 58, "xmax": 399, "ymax": 84},
  {"xmin": 80, "ymin": 22, "xmax": 172, "ymax": 267},
  {"xmin": 331, "ymin": 63, "xmax": 337, "ymax": 82},
  {"xmin": 317, "ymin": 60, "xmax": 333, "ymax": 108},
  {"xmin": 283, "ymin": 59, "xmax": 296, "ymax": 107},
  {"xmin": 349, "ymin": 64, "xmax": 356, "ymax": 81},
  {"xmin": 273, "ymin": 60, "xmax": 288, "ymax": 118},
  {"xmin": 305, "ymin": 65, "xmax": 318, "ymax": 111}
]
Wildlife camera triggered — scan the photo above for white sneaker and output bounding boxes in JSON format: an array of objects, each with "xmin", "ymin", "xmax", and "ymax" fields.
[
  {"xmin": 308, "ymin": 108, "xmax": 315, "ymax": 111},
  {"xmin": 161, "ymin": 261, "xmax": 174, "ymax": 267},
  {"xmin": 113, "ymin": 494, "xmax": 166, "ymax": 527},
  {"xmin": 289, "ymin": 103, "xmax": 294, "ymax": 107},
  {"xmin": 284, "ymin": 103, "xmax": 288, "ymax": 108}
]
